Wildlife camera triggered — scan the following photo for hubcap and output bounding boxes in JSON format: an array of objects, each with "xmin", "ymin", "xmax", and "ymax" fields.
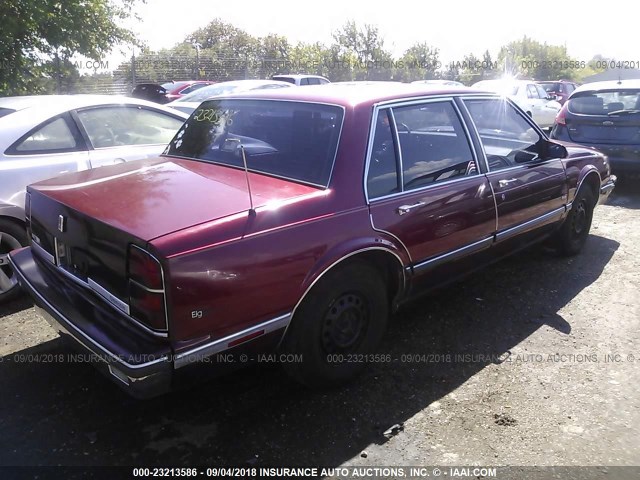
[
  {"xmin": 0, "ymin": 231, "xmax": 22, "ymax": 294},
  {"xmin": 321, "ymin": 292, "xmax": 369, "ymax": 353},
  {"xmin": 572, "ymin": 201, "xmax": 587, "ymax": 236}
]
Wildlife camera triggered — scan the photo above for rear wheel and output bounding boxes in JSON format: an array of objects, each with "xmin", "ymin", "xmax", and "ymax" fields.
[
  {"xmin": 554, "ymin": 188, "xmax": 595, "ymax": 256},
  {"xmin": 282, "ymin": 261, "xmax": 388, "ymax": 388},
  {"xmin": 0, "ymin": 219, "xmax": 27, "ymax": 303}
]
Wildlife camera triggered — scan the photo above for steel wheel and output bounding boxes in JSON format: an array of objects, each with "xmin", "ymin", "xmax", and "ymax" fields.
[{"xmin": 321, "ymin": 292, "xmax": 370, "ymax": 353}]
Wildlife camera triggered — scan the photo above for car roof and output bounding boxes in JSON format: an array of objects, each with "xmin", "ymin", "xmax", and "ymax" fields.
[
  {"xmin": 209, "ymin": 81, "xmax": 481, "ymax": 109},
  {"xmin": 572, "ymin": 79, "xmax": 640, "ymax": 95},
  {"xmin": 273, "ymin": 74, "xmax": 328, "ymax": 79}
]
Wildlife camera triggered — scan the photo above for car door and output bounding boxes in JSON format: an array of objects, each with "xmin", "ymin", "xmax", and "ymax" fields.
[
  {"xmin": 367, "ymin": 99, "xmax": 496, "ymax": 279},
  {"xmin": 461, "ymin": 97, "xmax": 567, "ymax": 245},
  {"xmin": 1, "ymin": 113, "xmax": 90, "ymax": 212},
  {"xmin": 72, "ymin": 105, "xmax": 185, "ymax": 168}
]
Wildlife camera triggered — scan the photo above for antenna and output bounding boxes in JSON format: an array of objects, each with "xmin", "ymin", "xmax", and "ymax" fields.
[{"xmin": 240, "ymin": 145, "xmax": 255, "ymax": 215}]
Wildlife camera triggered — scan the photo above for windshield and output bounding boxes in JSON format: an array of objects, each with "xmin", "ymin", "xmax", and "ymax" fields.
[
  {"xmin": 569, "ymin": 90, "xmax": 640, "ymax": 115},
  {"xmin": 167, "ymin": 99, "xmax": 344, "ymax": 187}
]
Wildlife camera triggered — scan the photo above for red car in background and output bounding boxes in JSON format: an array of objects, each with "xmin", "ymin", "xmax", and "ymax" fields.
[
  {"xmin": 10, "ymin": 84, "xmax": 615, "ymax": 398},
  {"xmin": 537, "ymin": 80, "xmax": 578, "ymax": 105},
  {"xmin": 162, "ymin": 80, "xmax": 215, "ymax": 101}
]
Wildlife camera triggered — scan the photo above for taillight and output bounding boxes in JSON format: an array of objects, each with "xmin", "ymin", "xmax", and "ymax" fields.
[
  {"xmin": 555, "ymin": 103, "xmax": 568, "ymax": 126},
  {"xmin": 127, "ymin": 245, "xmax": 167, "ymax": 332}
]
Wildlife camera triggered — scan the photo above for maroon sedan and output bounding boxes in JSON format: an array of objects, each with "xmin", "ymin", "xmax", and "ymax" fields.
[{"xmin": 10, "ymin": 84, "xmax": 616, "ymax": 398}]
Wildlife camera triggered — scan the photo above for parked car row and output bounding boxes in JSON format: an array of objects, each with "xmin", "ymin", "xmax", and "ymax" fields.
[
  {"xmin": 6, "ymin": 82, "xmax": 615, "ymax": 398},
  {"xmin": 0, "ymin": 95, "xmax": 188, "ymax": 301}
]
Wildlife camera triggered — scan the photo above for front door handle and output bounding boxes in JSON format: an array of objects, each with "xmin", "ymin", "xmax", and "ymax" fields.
[
  {"xmin": 498, "ymin": 178, "xmax": 518, "ymax": 187},
  {"xmin": 397, "ymin": 201, "xmax": 425, "ymax": 215}
]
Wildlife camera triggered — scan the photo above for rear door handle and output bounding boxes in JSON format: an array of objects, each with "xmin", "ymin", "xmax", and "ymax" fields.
[
  {"xmin": 498, "ymin": 178, "xmax": 518, "ymax": 187},
  {"xmin": 397, "ymin": 201, "xmax": 426, "ymax": 215}
]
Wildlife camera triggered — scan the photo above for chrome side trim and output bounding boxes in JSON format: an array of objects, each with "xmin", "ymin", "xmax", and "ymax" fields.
[
  {"xmin": 277, "ymin": 246, "xmax": 407, "ymax": 347},
  {"xmin": 411, "ymin": 236, "xmax": 494, "ymax": 274},
  {"xmin": 88, "ymin": 278, "xmax": 131, "ymax": 315},
  {"xmin": 9, "ymin": 256, "xmax": 169, "ymax": 370},
  {"xmin": 173, "ymin": 313, "xmax": 292, "ymax": 368},
  {"xmin": 368, "ymin": 173, "xmax": 487, "ymax": 204},
  {"xmin": 495, "ymin": 207, "xmax": 565, "ymax": 243},
  {"xmin": 31, "ymin": 240, "xmax": 55, "ymax": 264}
]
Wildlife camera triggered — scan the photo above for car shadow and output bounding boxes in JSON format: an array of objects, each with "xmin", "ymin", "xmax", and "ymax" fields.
[{"xmin": 0, "ymin": 234, "xmax": 618, "ymax": 467}]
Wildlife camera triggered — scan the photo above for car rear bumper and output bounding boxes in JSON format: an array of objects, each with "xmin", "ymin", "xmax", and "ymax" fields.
[{"xmin": 9, "ymin": 247, "xmax": 173, "ymax": 399}]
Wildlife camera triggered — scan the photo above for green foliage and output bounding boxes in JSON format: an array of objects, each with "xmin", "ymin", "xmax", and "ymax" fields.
[{"xmin": 0, "ymin": 0, "xmax": 141, "ymax": 95}]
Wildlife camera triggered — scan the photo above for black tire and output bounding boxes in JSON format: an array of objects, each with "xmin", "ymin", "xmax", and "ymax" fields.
[
  {"xmin": 281, "ymin": 261, "xmax": 388, "ymax": 388},
  {"xmin": 554, "ymin": 187, "xmax": 595, "ymax": 256},
  {"xmin": 0, "ymin": 218, "xmax": 28, "ymax": 303}
]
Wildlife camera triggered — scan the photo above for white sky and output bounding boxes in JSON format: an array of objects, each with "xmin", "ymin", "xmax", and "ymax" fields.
[{"xmin": 122, "ymin": 0, "xmax": 638, "ymax": 63}]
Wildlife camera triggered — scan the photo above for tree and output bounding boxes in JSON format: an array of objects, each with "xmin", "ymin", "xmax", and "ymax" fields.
[
  {"xmin": 397, "ymin": 43, "xmax": 440, "ymax": 82},
  {"xmin": 1, "ymin": 0, "xmax": 141, "ymax": 95},
  {"xmin": 331, "ymin": 21, "xmax": 394, "ymax": 80},
  {"xmin": 497, "ymin": 36, "xmax": 580, "ymax": 81}
]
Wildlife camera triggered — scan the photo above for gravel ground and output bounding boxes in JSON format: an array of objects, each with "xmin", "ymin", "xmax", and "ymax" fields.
[{"xmin": 0, "ymin": 183, "xmax": 639, "ymax": 475}]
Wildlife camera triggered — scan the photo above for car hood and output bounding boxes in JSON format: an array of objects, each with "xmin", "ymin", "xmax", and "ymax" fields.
[{"xmin": 28, "ymin": 156, "xmax": 320, "ymax": 241}]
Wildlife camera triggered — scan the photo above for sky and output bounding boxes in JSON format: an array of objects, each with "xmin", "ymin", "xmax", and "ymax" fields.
[{"xmin": 107, "ymin": 0, "xmax": 639, "ymax": 68}]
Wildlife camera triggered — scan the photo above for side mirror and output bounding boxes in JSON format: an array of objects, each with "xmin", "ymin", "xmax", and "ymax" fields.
[{"xmin": 546, "ymin": 141, "xmax": 568, "ymax": 159}]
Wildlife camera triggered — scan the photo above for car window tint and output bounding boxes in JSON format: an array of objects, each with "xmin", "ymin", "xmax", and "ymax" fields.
[
  {"xmin": 392, "ymin": 101, "xmax": 476, "ymax": 190},
  {"xmin": 536, "ymin": 84, "xmax": 548, "ymax": 99},
  {"xmin": 167, "ymin": 99, "xmax": 343, "ymax": 187},
  {"xmin": 15, "ymin": 117, "xmax": 77, "ymax": 152},
  {"xmin": 527, "ymin": 84, "xmax": 539, "ymax": 99},
  {"xmin": 464, "ymin": 98, "xmax": 542, "ymax": 170},
  {"xmin": 367, "ymin": 109, "xmax": 399, "ymax": 199},
  {"xmin": 77, "ymin": 107, "xmax": 183, "ymax": 148}
]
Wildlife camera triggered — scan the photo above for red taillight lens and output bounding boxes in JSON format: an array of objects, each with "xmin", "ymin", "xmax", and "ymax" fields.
[
  {"xmin": 127, "ymin": 246, "xmax": 167, "ymax": 332},
  {"xmin": 556, "ymin": 103, "xmax": 568, "ymax": 126},
  {"xmin": 129, "ymin": 246, "xmax": 163, "ymax": 289}
]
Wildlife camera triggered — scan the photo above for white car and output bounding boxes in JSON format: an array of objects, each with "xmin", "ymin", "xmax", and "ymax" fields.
[
  {"xmin": 272, "ymin": 74, "xmax": 330, "ymax": 86},
  {"xmin": 166, "ymin": 80, "xmax": 293, "ymax": 114},
  {"xmin": 472, "ymin": 79, "xmax": 561, "ymax": 129},
  {"xmin": 0, "ymin": 95, "xmax": 187, "ymax": 302}
]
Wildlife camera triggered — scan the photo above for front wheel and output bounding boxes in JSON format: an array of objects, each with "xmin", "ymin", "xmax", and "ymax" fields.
[
  {"xmin": 554, "ymin": 188, "xmax": 595, "ymax": 256},
  {"xmin": 281, "ymin": 261, "xmax": 388, "ymax": 388},
  {"xmin": 0, "ymin": 219, "xmax": 28, "ymax": 303}
]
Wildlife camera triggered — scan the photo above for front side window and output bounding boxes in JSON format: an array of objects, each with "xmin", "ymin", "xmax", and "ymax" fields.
[
  {"xmin": 77, "ymin": 106, "xmax": 184, "ymax": 148},
  {"xmin": 464, "ymin": 98, "xmax": 542, "ymax": 171},
  {"xmin": 393, "ymin": 101, "xmax": 476, "ymax": 190},
  {"xmin": 167, "ymin": 99, "xmax": 344, "ymax": 187},
  {"xmin": 13, "ymin": 117, "xmax": 77, "ymax": 153},
  {"xmin": 527, "ymin": 84, "xmax": 539, "ymax": 99}
]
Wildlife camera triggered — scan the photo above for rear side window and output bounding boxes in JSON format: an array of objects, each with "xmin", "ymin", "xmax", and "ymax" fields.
[
  {"xmin": 167, "ymin": 99, "xmax": 344, "ymax": 187},
  {"xmin": 77, "ymin": 106, "xmax": 184, "ymax": 148},
  {"xmin": 367, "ymin": 109, "xmax": 399, "ymax": 198},
  {"xmin": 568, "ymin": 90, "xmax": 640, "ymax": 115},
  {"xmin": 12, "ymin": 117, "xmax": 78, "ymax": 153},
  {"xmin": 393, "ymin": 101, "xmax": 476, "ymax": 190}
]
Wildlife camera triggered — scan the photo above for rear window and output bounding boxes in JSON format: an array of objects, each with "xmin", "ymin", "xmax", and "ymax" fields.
[
  {"xmin": 166, "ymin": 99, "xmax": 344, "ymax": 187},
  {"xmin": 272, "ymin": 76, "xmax": 296, "ymax": 85},
  {"xmin": 569, "ymin": 90, "xmax": 640, "ymax": 115},
  {"xmin": 540, "ymin": 83, "xmax": 561, "ymax": 93},
  {"xmin": 0, "ymin": 107, "xmax": 16, "ymax": 119}
]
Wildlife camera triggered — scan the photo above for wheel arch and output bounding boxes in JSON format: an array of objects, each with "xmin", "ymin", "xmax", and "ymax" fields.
[{"xmin": 574, "ymin": 167, "xmax": 601, "ymax": 207}]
